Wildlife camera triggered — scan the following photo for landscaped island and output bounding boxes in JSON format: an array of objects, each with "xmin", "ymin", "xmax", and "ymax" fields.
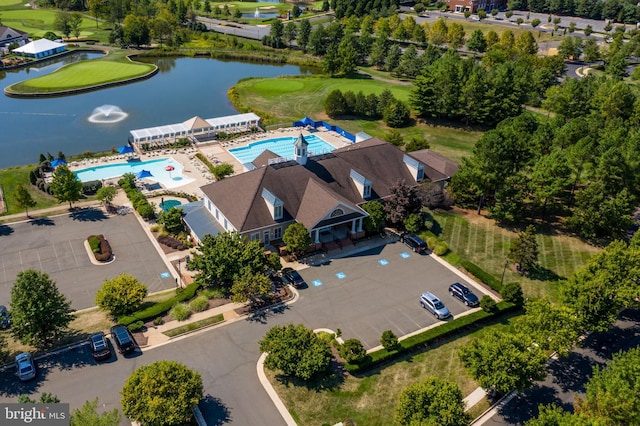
[{"xmin": 4, "ymin": 52, "xmax": 157, "ymax": 97}]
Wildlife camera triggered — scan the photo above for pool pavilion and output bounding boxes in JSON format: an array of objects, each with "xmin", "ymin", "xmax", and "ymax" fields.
[{"xmin": 129, "ymin": 113, "xmax": 261, "ymax": 147}]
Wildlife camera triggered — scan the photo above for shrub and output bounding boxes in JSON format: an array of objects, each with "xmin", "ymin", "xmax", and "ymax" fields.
[
  {"xmin": 128, "ymin": 320, "xmax": 145, "ymax": 332},
  {"xmin": 433, "ymin": 242, "xmax": 449, "ymax": 256},
  {"xmin": 380, "ymin": 330, "xmax": 399, "ymax": 351},
  {"xmin": 153, "ymin": 317, "xmax": 165, "ymax": 326},
  {"xmin": 88, "ymin": 235, "xmax": 101, "ymax": 253},
  {"xmin": 118, "ymin": 283, "xmax": 201, "ymax": 326},
  {"xmin": 480, "ymin": 295, "xmax": 497, "ymax": 313},
  {"xmin": 339, "ymin": 338, "xmax": 367, "ymax": 363},
  {"xmin": 137, "ymin": 203, "xmax": 156, "ymax": 220},
  {"xmin": 82, "ymin": 180, "xmax": 102, "ymax": 195},
  {"xmin": 501, "ymin": 282, "xmax": 524, "ymax": 306},
  {"xmin": 170, "ymin": 303, "xmax": 191, "ymax": 321},
  {"xmin": 189, "ymin": 296, "xmax": 209, "ymax": 312},
  {"xmin": 200, "ymin": 287, "xmax": 226, "ymax": 299},
  {"xmin": 460, "ymin": 260, "xmax": 502, "ymax": 292}
]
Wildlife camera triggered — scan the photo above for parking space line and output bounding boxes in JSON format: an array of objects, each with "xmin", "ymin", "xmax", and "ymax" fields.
[
  {"xmin": 52, "ymin": 243, "xmax": 60, "ymax": 270},
  {"xmin": 399, "ymin": 308, "xmax": 425, "ymax": 329},
  {"xmin": 68, "ymin": 241, "xmax": 80, "ymax": 268},
  {"xmin": 347, "ymin": 327, "xmax": 371, "ymax": 348},
  {"xmin": 18, "ymin": 249, "xmax": 23, "ymax": 268},
  {"xmin": 384, "ymin": 314, "xmax": 406, "ymax": 336}
]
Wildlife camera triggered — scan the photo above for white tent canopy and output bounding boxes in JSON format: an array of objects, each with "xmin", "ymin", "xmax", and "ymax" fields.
[
  {"xmin": 129, "ymin": 113, "xmax": 261, "ymax": 144},
  {"xmin": 12, "ymin": 39, "xmax": 65, "ymax": 55}
]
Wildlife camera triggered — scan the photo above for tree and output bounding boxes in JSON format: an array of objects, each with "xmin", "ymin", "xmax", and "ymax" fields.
[
  {"xmin": 157, "ymin": 207, "xmax": 184, "ymax": 235},
  {"xmin": 88, "ymin": 0, "xmax": 105, "ymax": 29},
  {"xmin": 69, "ymin": 12, "xmax": 83, "ymax": 38},
  {"xmin": 561, "ymin": 237, "xmax": 640, "ymax": 332},
  {"xmin": 15, "ymin": 184, "xmax": 36, "ymax": 217},
  {"xmin": 428, "ymin": 18, "xmax": 448, "ymax": 45},
  {"xmin": 297, "ymin": 19, "xmax": 311, "ymax": 51},
  {"xmin": 339, "ymin": 338, "xmax": 366, "ymax": 363},
  {"xmin": 121, "ymin": 360, "xmax": 203, "ymax": 426},
  {"xmin": 403, "ymin": 213, "xmax": 422, "ymax": 233},
  {"xmin": 380, "ymin": 329, "xmax": 399, "ymax": 351},
  {"xmin": 384, "ymin": 180, "xmax": 422, "ymax": 227},
  {"xmin": 283, "ymin": 22, "xmax": 297, "ymax": 47},
  {"xmin": 283, "ymin": 222, "xmax": 311, "ymax": 258},
  {"xmin": 531, "ymin": 18, "xmax": 541, "ymax": 27},
  {"xmin": 189, "ymin": 231, "xmax": 267, "ymax": 287},
  {"xmin": 269, "ymin": 19, "xmax": 284, "ymax": 48},
  {"xmin": 557, "ymin": 36, "xmax": 583, "ymax": 59},
  {"xmin": 514, "ymin": 299, "xmax": 581, "ymax": 357},
  {"xmin": 501, "ymin": 281, "xmax": 524, "ymax": 306},
  {"xmin": 325, "ymin": 89, "xmax": 347, "ymax": 118},
  {"xmin": 583, "ymin": 38, "xmax": 600, "ymax": 62},
  {"xmin": 95, "ymin": 274, "xmax": 148, "ymax": 318},
  {"xmin": 10, "ymin": 269, "xmax": 73, "ymax": 348},
  {"xmin": 231, "ymin": 271, "xmax": 271, "ymax": 304},
  {"xmin": 466, "ymin": 29, "xmax": 487, "ymax": 54},
  {"xmin": 459, "ymin": 330, "xmax": 547, "ymax": 394},
  {"xmin": 575, "ymin": 346, "xmax": 640, "ymax": 423},
  {"xmin": 18, "ymin": 392, "xmax": 60, "ymax": 403},
  {"xmin": 50, "ymin": 164, "xmax": 82, "ymax": 209},
  {"xmin": 259, "ymin": 324, "xmax": 331, "ymax": 380},
  {"xmin": 54, "ymin": 12, "xmax": 72, "ymax": 38},
  {"xmin": 515, "ymin": 31, "xmax": 538, "ymax": 55},
  {"xmin": 508, "ymin": 225, "xmax": 539, "ymax": 275},
  {"xmin": 395, "ymin": 378, "xmax": 469, "ymax": 426},
  {"xmin": 96, "ymin": 186, "xmax": 117, "ymax": 206},
  {"xmin": 123, "ymin": 14, "xmax": 150, "ymax": 47},
  {"xmin": 361, "ymin": 201, "xmax": 385, "ymax": 233},
  {"xmin": 71, "ymin": 398, "xmax": 121, "ymax": 426},
  {"xmin": 447, "ymin": 22, "xmax": 465, "ymax": 49}
]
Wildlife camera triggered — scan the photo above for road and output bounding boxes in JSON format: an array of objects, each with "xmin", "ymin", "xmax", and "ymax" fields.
[
  {"xmin": 480, "ymin": 308, "xmax": 640, "ymax": 425},
  {"xmin": 0, "ymin": 241, "xmax": 488, "ymax": 425}
]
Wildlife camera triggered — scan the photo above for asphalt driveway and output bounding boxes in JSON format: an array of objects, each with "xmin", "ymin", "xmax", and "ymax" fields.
[{"xmin": 0, "ymin": 208, "xmax": 177, "ymax": 310}]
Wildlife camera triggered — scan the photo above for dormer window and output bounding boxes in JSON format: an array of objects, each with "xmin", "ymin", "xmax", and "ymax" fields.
[
  {"xmin": 262, "ymin": 188, "xmax": 284, "ymax": 220},
  {"xmin": 350, "ymin": 169, "xmax": 372, "ymax": 199},
  {"xmin": 403, "ymin": 154, "xmax": 424, "ymax": 182}
]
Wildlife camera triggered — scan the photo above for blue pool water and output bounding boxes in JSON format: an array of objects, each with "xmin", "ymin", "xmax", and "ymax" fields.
[
  {"xmin": 75, "ymin": 158, "xmax": 194, "ymax": 189},
  {"xmin": 160, "ymin": 200, "xmax": 182, "ymax": 212},
  {"xmin": 228, "ymin": 135, "xmax": 335, "ymax": 164}
]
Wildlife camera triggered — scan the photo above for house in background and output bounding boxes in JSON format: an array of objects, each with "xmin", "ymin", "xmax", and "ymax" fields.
[
  {"xmin": 445, "ymin": 0, "xmax": 506, "ymax": 12},
  {"xmin": 183, "ymin": 135, "xmax": 457, "ymax": 252},
  {"xmin": 11, "ymin": 39, "xmax": 66, "ymax": 59},
  {"xmin": 0, "ymin": 26, "xmax": 29, "ymax": 53}
]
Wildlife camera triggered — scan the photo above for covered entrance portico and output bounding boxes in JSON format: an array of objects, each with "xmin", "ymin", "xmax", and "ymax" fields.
[{"xmin": 309, "ymin": 211, "xmax": 366, "ymax": 252}]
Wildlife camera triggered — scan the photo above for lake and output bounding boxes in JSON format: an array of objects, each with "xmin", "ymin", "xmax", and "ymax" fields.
[{"xmin": 0, "ymin": 52, "xmax": 315, "ymax": 169}]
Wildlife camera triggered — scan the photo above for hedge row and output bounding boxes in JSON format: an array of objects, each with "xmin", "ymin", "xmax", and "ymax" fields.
[
  {"xmin": 118, "ymin": 282, "xmax": 201, "ymax": 326},
  {"xmin": 118, "ymin": 174, "xmax": 155, "ymax": 220},
  {"xmin": 344, "ymin": 301, "xmax": 517, "ymax": 374},
  {"xmin": 460, "ymin": 260, "xmax": 503, "ymax": 293}
]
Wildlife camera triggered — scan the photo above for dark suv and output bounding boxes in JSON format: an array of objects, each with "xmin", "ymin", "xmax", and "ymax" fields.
[
  {"xmin": 400, "ymin": 233, "xmax": 428, "ymax": 254},
  {"xmin": 0, "ymin": 305, "xmax": 10, "ymax": 329},
  {"xmin": 110, "ymin": 325, "xmax": 136, "ymax": 355},
  {"xmin": 282, "ymin": 267, "xmax": 306, "ymax": 288},
  {"xmin": 449, "ymin": 282, "xmax": 479, "ymax": 307},
  {"xmin": 89, "ymin": 332, "xmax": 112, "ymax": 361}
]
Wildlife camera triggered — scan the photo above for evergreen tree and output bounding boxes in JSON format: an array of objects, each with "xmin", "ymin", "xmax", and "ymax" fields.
[{"xmin": 508, "ymin": 225, "xmax": 539, "ymax": 275}]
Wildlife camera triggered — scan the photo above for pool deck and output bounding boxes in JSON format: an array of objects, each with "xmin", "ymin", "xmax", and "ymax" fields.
[{"xmin": 67, "ymin": 127, "xmax": 353, "ymax": 198}]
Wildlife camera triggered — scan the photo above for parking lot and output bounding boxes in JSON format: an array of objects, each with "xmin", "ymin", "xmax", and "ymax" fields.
[
  {"xmin": 0, "ymin": 208, "xmax": 177, "ymax": 310},
  {"xmin": 293, "ymin": 240, "xmax": 490, "ymax": 348}
]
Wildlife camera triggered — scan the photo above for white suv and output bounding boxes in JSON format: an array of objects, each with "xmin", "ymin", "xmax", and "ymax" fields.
[{"xmin": 419, "ymin": 292, "xmax": 451, "ymax": 320}]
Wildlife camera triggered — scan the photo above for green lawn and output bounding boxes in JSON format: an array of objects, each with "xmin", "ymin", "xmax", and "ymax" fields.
[
  {"xmin": 6, "ymin": 55, "xmax": 156, "ymax": 94},
  {"xmin": 0, "ymin": 165, "xmax": 59, "ymax": 216},
  {"xmin": 0, "ymin": 0, "xmax": 22, "ymax": 8},
  {"xmin": 429, "ymin": 210, "xmax": 600, "ymax": 302},
  {"xmin": 235, "ymin": 75, "xmax": 411, "ymax": 121},
  {"xmin": 269, "ymin": 312, "xmax": 519, "ymax": 425}
]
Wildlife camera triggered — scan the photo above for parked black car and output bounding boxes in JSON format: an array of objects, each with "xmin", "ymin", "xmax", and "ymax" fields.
[
  {"xmin": 400, "ymin": 233, "xmax": 428, "ymax": 254},
  {"xmin": 0, "ymin": 305, "xmax": 10, "ymax": 329},
  {"xmin": 89, "ymin": 332, "xmax": 112, "ymax": 361},
  {"xmin": 110, "ymin": 325, "xmax": 136, "ymax": 355},
  {"xmin": 449, "ymin": 282, "xmax": 479, "ymax": 307},
  {"xmin": 282, "ymin": 267, "xmax": 306, "ymax": 288}
]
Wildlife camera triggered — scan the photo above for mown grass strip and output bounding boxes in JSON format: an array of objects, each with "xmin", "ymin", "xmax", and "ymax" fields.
[{"xmin": 163, "ymin": 314, "xmax": 224, "ymax": 338}]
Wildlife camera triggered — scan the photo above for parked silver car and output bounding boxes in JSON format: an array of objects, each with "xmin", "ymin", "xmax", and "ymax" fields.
[{"xmin": 419, "ymin": 292, "xmax": 451, "ymax": 320}]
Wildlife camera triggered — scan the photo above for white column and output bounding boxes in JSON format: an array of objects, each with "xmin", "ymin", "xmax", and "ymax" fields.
[
  {"xmin": 357, "ymin": 218, "xmax": 363, "ymax": 232},
  {"xmin": 351, "ymin": 220, "xmax": 356, "ymax": 233},
  {"xmin": 314, "ymin": 229, "xmax": 319, "ymax": 244}
]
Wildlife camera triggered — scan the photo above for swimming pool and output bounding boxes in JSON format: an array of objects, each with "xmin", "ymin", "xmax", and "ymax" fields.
[
  {"xmin": 74, "ymin": 158, "xmax": 194, "ymax": 189},
  {"xmin": 160, "ymin": 199, "xmax": 182, "ymax": 212},
  {"xmin": 228, "ymin": 134, "xmax": 336, "ymax": 164}
]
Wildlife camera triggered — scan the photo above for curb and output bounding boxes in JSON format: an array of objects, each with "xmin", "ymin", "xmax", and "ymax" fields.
[{"xmin": 257, "ymin": 353, "xmax": 297, "ymax": 426}]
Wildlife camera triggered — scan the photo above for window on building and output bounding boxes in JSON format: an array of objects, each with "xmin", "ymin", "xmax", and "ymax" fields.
[
  {"xmin": 274, "ymin": 227, "xmax": 282, "ymax": 239},
  {"xmin": 330, "ymin": 208, "xmax": 344, "ymax": 217},
  {"xmin": 215, "ymin": 209, "xmax": 219, "ymax": 219},
  {"xmin": 251, "ymin": 232, "xmax": 260, "ymax": 241},
  {"xmin": 274, "ymin": 204, "xmax": 283, "ymax": 220},
  {"xmin": 224, "ymin": 218, "xmax": 228, "ymax": 229},
  {"xmin": 363, "ymin": 184, "xmax": 371, "ymax": 198}
]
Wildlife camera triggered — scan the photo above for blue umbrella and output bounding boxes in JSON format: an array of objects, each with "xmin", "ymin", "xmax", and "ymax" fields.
[
  {"xmin": 135, "ymin": 170, "xmax": 153, "ymax": 179},
  {"xmin": 50, "ymin": 158, "xmax": 67, "ymax": 168},
  {"xmin": 118, "ymin": 145, "xmax": 134, "ymax": 154}
]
